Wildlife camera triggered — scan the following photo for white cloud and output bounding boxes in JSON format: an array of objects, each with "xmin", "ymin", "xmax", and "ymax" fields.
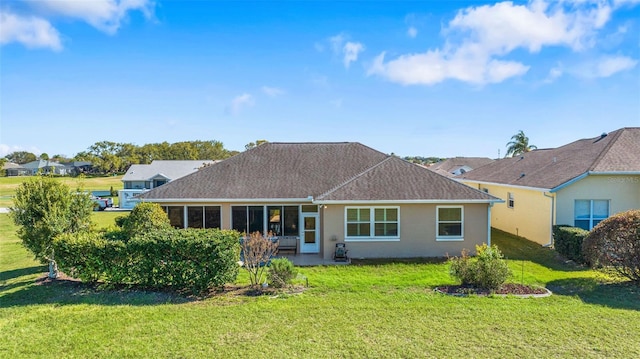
[
  {"xmin": 574, "ymin": 55, "xmax": 638, "ymax": 78},
  {"xmin": 343, "ymin": 41, "xmax": 364, "ymax": 68},
  {"xmin": 1, "ymin": 1, "xmax": 154, "ymax": 50},
  {"xmin": 326, "ymin": 33, "xmax": 365, "ymax": 68},
  {"xmin": 261, "ymin": 86, "xmax": 284, "ymax": 97},
  {"xmin": 407, "ymin": 26, "xmax": 418, "ymax": 38},
  {"xmin": 0, "ymin": 11, "xmax": 62, "ymax": 50},
  {"xmin": 28, "ymin": 0, "xmax": 154, "ymax": 34},
  {"xmin": 329, "ymin": 33, "xmax": 346, "ymax": 54},
  {"xmin": 369, "ymin": 0, "xmax": 634, "ymax": 86},
  {"xmin": 544, "ymin": 66, "xmax": 564, "ymax": 83},
  {"xmin": 227, "ymin": 93, "xmax": 255, "ymax": 115}
]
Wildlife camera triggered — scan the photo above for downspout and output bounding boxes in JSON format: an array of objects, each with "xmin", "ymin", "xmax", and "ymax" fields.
[
  {"xmin": 543, "ymin": 192, "xmax": 555, "ymax": 247},
  {"xmin": 487, "ymin": 203, "xmax": 493, "ymax": 246}
]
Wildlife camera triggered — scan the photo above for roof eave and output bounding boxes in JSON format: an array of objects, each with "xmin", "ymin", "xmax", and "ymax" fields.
[
  {"xmin": 459, "ymin": 179, "xmax": 552, "ymax": 193},
  {"xmin": 314, "ymin": 199, "xmax": 504, "ymax": 204},
  {"xmin": 141, "ymin": 197, "xmax": 314, "ymax": 203}
]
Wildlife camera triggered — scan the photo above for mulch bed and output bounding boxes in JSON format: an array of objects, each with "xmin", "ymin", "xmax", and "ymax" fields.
[{"xmin": 435, "ymin": 283, "xmax": 550, "ymax": 297}]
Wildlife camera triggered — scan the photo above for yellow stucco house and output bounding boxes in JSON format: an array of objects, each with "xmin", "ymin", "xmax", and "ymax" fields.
[
  {"xmin": 458, "ymin": 127, "xmax": 640, "ymax": 246},
  {"xmin": 139, "ymin": 142, "xmax": 501, "ymax": 260}
]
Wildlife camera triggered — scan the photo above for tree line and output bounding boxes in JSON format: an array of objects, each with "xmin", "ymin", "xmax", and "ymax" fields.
[{"xmin": 4, "ymin": 140, "xmax": 241, "ymax": 175}]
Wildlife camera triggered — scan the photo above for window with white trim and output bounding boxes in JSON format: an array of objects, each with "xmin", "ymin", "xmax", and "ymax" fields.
[
  {"xmin": 346, "ymin": 207, "xmax": 399, "ymax": 240},
  {"xmin": 507, "ymin": 192, "xmax": 515, "ymax": 208},
  {"xmin": 575, "ymin": 200, "xmax": 609, "ymax": 230},
  {"xmin": 437, "ymin": 206, "xmax": 463, "ymax": 240}
]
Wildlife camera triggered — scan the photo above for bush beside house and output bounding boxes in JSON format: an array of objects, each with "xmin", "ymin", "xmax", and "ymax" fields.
[
  {"xmin": 54, "ymin": 228, "xmax": 242, "ymax": 295},
  {"xmin": 552, "ymin": 225, "xmax": 589, "ymax": 264},
  {"xmin": 582, "ymin": 209, "xmax": 640, "ymax": 283}
]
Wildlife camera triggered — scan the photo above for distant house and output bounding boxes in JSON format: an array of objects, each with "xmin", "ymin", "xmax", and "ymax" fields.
[
  {"xmin": 21, "ymin": 160, "xmax": 69, "ymax": 175},
  {"xmin": 458, "ymin": 128, "xmax": 640, "ymax": 246},
  {"xmin": 428, "ymin": 157, "xmax": 495, "ymax": 177},
  {"xmin": 138, "ymin": 142, "xmax": 500, "ymax": 260},
  {"xmin": 3, "ymin": 162, "xmax": 29, "ymax": 176},
  {"xmin": 119, "ymin": 160, "xmax": 218, "ymax": 209},
  {"xmin": 63, "ymin": 161, "xmax": 93, "ymax": 175}
]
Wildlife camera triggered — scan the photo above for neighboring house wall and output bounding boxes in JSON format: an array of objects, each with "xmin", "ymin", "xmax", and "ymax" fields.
[
  {"xmin": 463, "ymin": 182, "xmax": 553, "ymax": 245},
  {"xmin": 322, "ymin": 203, "xmax": 489, "ymax": 259},
  {"xmin": 555, "ymin": 174, "xmax": 640, "ymax": 228}
]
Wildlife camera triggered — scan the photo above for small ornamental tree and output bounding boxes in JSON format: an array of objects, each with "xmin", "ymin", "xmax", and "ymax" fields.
[
  {"xmin": 240, "ymin": 231, "xmax": 279, "ymax": 286},
  {"xmin": 267, "ymin": 258, "xmax": 298, "ymax": 288},
  {"xmin": 10, "ymin": 176, "xmax": 94, "ymax": 278},
  {"xmin": 583, "ymin": 209, "xmax": 640, "ymax": 283}
]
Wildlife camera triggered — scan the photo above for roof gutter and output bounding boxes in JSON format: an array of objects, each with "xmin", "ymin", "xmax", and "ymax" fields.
[
  {"xmin": 140, "ymin": 197, "xmax": 314, "ymax": 203},
  {"xmin": 313, "ymin": 199, "xmax": 504, "ymax": 205},
  {"xmin": 587, "ymin": 171, "xmax": 640, "ymax": 175},
  {"xmin": 459, "ymin": 179, "xmax": 551, "ymax": 193},
  {"xmin": 549, "ymin": 172, "xmax": 589, "ymax": 193},
  {"xmin": 542, "ymin": 192, "xmax": 555, "ymax": 247},
  {"xmin": 487, "ymin": 202, "xmax": 493, "ymax": 247}
]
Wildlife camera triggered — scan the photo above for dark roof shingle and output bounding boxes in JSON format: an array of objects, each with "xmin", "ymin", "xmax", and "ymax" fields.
[
  {"xmin": 458, "ymin": 128, "xmax": 640, "ymax": 189},
  {"xmin": 140, "ymin": 142, "xmax": 497, "ymax": 202}
]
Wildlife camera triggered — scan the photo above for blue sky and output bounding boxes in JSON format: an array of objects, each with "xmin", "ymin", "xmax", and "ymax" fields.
[{"xmin": 1, "ymin": 0, "xmax": 639, "ymax": 159}]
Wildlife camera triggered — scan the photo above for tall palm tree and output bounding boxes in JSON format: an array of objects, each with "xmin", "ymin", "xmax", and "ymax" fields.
[{"xmin": 505, "ymin": 130, "xmax": 537, "ymax": 157}]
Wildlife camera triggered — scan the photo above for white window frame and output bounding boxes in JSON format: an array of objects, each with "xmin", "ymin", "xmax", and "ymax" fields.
[
  {"xmin": 574, "ymin": 199, "xmax": 609, "ymax": 230},
  {"xmin": 507, "ymin": 192, "xmax": 515, "ymax": 209},
  {"xmin": 345, "ymin": 206, "xmax": 400, "ymax": 242},
  {"xmin": 436, "ymin": 206, "xmax": 464, "ymax": 241}
]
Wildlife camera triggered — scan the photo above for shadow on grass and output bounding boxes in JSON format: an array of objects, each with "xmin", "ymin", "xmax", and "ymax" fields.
[
  {"xmin": 0, "ymin": 266, "xmax": 45, "ymax": 282},
  {"xmin": 492, "ymin": 228, "xmax": 586, "ymax": 272},
  {"xmin": 547, "ymin": 277, "xmax": 640, "ymax": 311},
  {"xmin": 351, "ymin": 257, "xmax": 448, "ymax": 266},
  {"xmin": 0, "ymin": 276, "xmax": 192, "ymax": 308}
]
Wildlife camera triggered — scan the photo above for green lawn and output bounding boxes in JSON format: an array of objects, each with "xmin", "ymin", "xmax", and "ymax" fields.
[
  {"xmin": 1, "ymin": 215, "xmax": 639, "ymax": 358},
  {"xmin": 0, "ymin": 175, "xmax": 124, "ymax": 207}
]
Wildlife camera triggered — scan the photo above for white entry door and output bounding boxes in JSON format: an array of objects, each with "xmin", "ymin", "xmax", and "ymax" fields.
[{"xmin": 300, "ymin": 213, "xmax": 319, "ymax": 253}]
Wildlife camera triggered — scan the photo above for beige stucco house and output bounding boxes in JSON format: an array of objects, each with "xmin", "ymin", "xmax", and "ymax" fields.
[
  {"xmin": 139, "ymin": 142, "xmax": 500, "ymax": 260},
  {"xmin": 458, "ymin": 128, "xmax": 640, "ymax": 246}
]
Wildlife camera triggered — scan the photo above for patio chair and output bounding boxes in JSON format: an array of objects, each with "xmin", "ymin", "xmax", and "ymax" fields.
[{"xmin": 333, "ymin": 243, "xmax": 349, "ymax": 262}]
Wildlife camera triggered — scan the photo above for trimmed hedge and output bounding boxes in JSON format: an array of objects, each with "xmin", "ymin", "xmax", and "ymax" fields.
[
  {"xmin": 552, "ymin": 225, "xmax": 589, "ymax": 264},
  {"xmin": 54, "ymin": 228, "xmax": 241, "ymax": 295}
]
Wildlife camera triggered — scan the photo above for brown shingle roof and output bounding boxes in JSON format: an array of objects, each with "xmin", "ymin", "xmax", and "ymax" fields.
[
  {"xmin": 140, "ymin": 142, "xmax": 497, "ymax": 202},
  {"xmin": 318, "ymin": 156, "xmax": 498, "ymax": 201},
  {"xmin": 428, "ymin": 157, "xmax": 495, "ymax": 177},
  {"xmin": 458, "ymin": 128, "xmax": 640, "ymax": 190}
]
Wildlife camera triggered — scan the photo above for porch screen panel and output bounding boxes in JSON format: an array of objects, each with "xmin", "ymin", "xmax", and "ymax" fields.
[
  {"xmin": 232, "ymin": 206, "xmax": 247, "ymax": 234},
  {"xmin": 248, "ymin": 206, "xmax": 264, "ymax": 234},
  {"xmin": 187, "ymin": 206, "xmax": 204, "ymax": 228},
  {"xmin": 283, "ymin": 206, "xmax": 299, "ymax": 236},
  {"xmin": 205, "ymin": 206, "xmax": 221, "ymax": 229},
  {"xmin": 167, "ymin": 206, "xmax": 184, "ymax": 229},
  {"xmin": 268, "ymin": 206, "xmax": 282, "ymax": 235}
]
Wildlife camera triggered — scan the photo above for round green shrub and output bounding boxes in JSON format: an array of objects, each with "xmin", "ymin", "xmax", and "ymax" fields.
[
  {"xmin": 267, "ymin": 258, "xmax": 298, "ymax": 288},
  {"xmin": 582, "ymin": 209, "xmax": 640, "ymax": 283}
]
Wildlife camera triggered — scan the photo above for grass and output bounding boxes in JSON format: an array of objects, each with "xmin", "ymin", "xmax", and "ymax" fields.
[
  {"xmin": 0, "ymin": 175, "xmax": 124, "ymax": 207},
  {"xmin": 1, "ymin": 215, "xmax": 639, "ymax": 358}
]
